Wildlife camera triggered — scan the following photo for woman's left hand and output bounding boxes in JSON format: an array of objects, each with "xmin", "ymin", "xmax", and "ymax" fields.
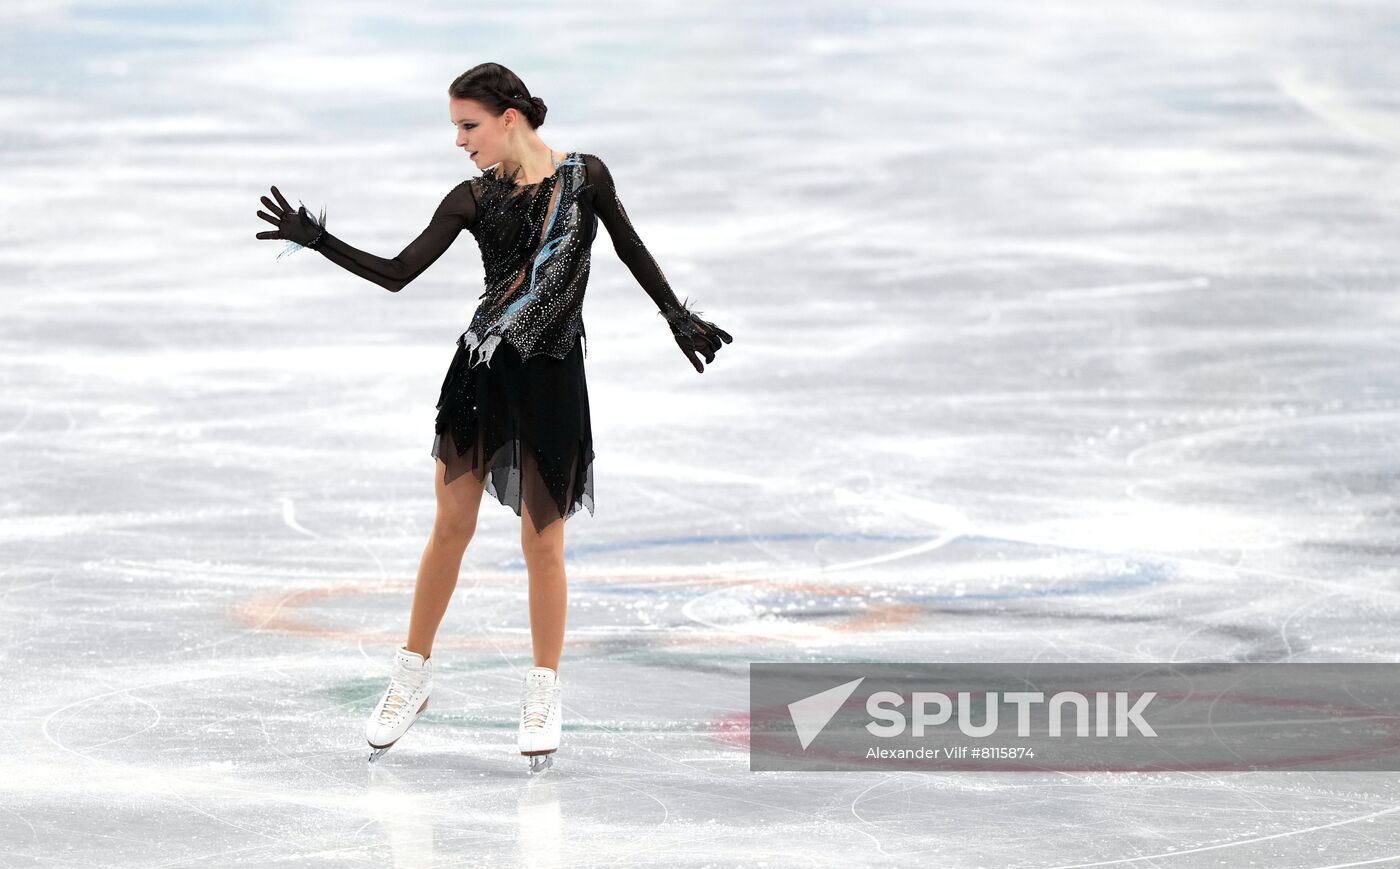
[{"xmin": 669, "ymin": 311, "xmax": 733, "ymax": 373}]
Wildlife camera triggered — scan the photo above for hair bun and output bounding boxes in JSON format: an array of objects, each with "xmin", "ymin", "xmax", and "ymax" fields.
[{"xmin": 528, "ymin": 95, "xmax": 548, "ymax": 128}]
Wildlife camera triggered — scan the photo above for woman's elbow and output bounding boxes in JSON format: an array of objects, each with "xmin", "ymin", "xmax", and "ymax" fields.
[{"xmin": 384, "ymin": 265, "xmax": 431, "ymax": 293}]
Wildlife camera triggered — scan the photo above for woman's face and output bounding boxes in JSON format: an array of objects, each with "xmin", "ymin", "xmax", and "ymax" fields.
[{"xmin": 450, "ymin": 96, "xmax": 513, "ymax": 169}]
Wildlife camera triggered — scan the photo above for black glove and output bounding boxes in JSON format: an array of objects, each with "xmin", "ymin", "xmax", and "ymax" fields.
[
  {"xmin": 662, "ymin": 297, "xmax": 733, "ymax": 373},
  {"xmin": 255, "ymin": 185, "xmax": 327, "ymax": 259}
]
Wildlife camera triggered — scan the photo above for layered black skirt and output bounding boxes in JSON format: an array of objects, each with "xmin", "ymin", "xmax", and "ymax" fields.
[{"xmin": 430, "ymin": 333, "xmax": 595, "ymax": 535}]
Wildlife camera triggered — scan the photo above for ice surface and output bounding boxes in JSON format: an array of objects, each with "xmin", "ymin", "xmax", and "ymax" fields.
[{"xmin": 3, "ymin": 0, "xmax": 1400, "ymax": 866}]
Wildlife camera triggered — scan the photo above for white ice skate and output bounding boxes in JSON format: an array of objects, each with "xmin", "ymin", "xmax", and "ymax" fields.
[
  {"xmin": 518, "ymin": 666, "xmax": 562, "ymax": 774},
  {"xmin": 366, "ymin": 646, "xmax": 433, "ymax": 763}
]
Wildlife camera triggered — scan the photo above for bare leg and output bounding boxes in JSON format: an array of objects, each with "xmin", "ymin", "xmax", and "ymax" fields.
[
  {"xmin": 404, "ymin": 459, "xmax": 487, "ymax": 659},
  {"xmin": 520, "ymin": 502, "xmax": 568, "ymax": 672}
]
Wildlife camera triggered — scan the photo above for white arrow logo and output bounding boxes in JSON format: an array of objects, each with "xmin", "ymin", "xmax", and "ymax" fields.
[{"xmin": 788, "ymin": 677, "xmax": 865, "ymax": 749}]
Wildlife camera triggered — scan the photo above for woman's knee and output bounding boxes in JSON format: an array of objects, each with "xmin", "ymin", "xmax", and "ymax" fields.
[
  {"xmin": 431, "ymin": 490, "xmax": 478, "ymax": 545},
  {"xmin": 432, "ymin": 509, "xmax": 477, "ymax": 546},
  {"xmin": 519, "ymin": 517, "xmax": 564, "ymax": 563}
]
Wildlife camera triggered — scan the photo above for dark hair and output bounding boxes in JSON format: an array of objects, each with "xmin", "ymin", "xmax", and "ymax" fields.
[{"xmin": 448, "ymin": 62, "xmax": 548, "ymax": 130}]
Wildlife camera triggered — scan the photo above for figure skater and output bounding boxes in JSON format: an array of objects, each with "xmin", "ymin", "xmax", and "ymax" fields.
[{"xmin": 254, "ymin": 62, "xmax": 732, "ymax": 772}]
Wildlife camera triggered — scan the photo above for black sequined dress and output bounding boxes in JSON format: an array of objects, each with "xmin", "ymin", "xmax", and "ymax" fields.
[{"xmin": 305, "ymin": 150, "xmax": 688, "ymax": 534}]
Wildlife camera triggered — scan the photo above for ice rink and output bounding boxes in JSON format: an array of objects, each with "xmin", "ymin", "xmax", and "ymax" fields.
[{"xmin": 4, "ymin": 0, "xmax": 1400, "ymax": 866}]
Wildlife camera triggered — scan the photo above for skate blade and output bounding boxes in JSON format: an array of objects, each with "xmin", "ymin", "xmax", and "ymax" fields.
[{"xmin": 526, "ymin": 753, "xmax": 554, "ymax": 775}]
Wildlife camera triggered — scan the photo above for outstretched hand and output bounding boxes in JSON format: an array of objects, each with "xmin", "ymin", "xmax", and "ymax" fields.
[
  {"xmin": 669, "ymin": 311, "xmax": 734, "ymax": 373},
  {"xmin": 255, "ymin": 185, "xmax": 325, "ymax": 249}
]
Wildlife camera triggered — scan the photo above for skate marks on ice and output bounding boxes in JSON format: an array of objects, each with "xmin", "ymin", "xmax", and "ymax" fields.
[
  {"xmin": 223, "ymin": 524, "xmax": 1274, "ymax": 667},
  {"xmin": 1272, "ymin": 67, "xmax": 1400, "ymax": 151}
]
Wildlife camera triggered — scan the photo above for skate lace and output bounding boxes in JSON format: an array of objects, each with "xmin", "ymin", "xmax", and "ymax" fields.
[
  {"xmin": 522, "ymin": 683, "xmax": 558, "ymax": 731},
  {"xmin": 378, "ymin": 671, "xmax": 427, "ymax": 724}
]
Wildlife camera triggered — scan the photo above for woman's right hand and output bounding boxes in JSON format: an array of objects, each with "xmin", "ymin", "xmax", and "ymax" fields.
[{"xmin": 255, "ymin": 185, "xmax": 326, "ymax": 248}]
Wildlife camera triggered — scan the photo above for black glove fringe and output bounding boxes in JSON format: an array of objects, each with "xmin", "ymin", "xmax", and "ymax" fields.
[
  {"xmin": 277, "ymin": 202, "xmax": 328, "ymax": 260},
  {"xmin": 659, "ymin": 295, "xmax": 702, "ymax": 324}
]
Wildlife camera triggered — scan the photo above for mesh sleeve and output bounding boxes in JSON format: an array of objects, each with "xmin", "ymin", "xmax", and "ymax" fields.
[
  {"xmin": 315, "ymin": 179, "xmax": 478, "ymax": 293},
  {"xmin": 584, "ymin": 154, "xmax": 689, "ymax": 319}
]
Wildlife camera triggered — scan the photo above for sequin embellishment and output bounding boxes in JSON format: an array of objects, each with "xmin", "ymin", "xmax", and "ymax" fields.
[{"xmin": 461, "ymin": 151, "xmax": 591, "ymax": 368}]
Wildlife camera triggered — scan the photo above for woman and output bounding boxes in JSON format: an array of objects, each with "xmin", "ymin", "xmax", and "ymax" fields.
[{"xmin": 255, "ymin": 62, "xmax": 732, "ymax": 772}]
